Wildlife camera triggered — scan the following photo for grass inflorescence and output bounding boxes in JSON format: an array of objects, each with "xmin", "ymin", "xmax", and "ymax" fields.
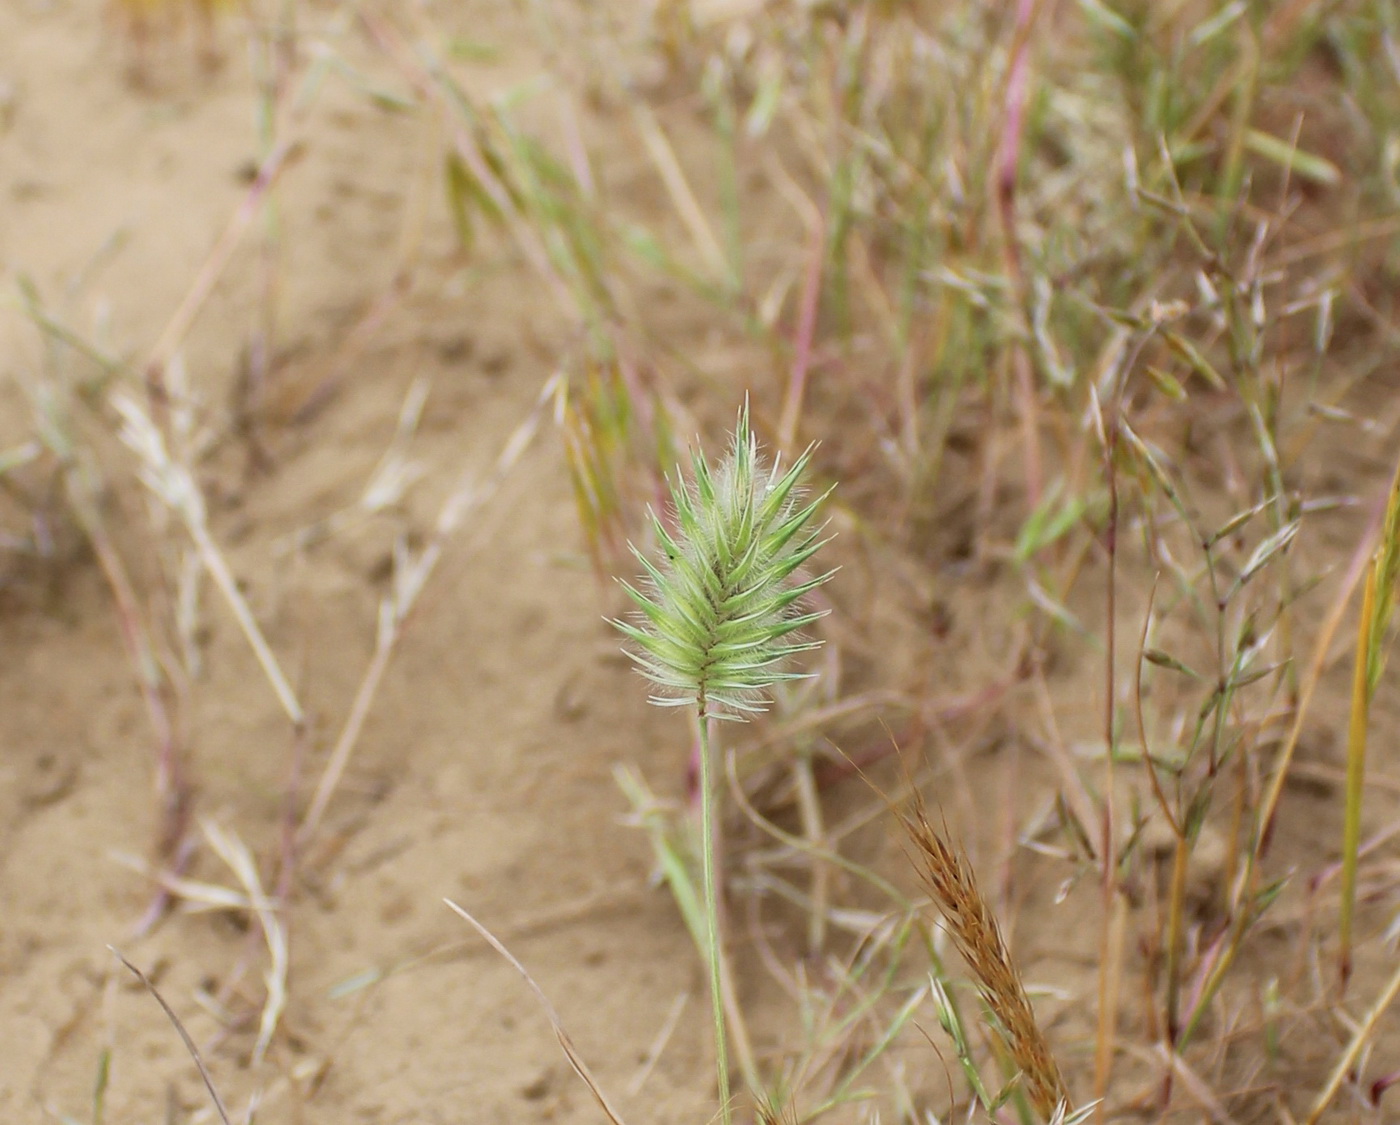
[
  {"xmin": 613, "ymin": 404, "xmax": 835, "ymax": 720},
  {"xmin": 613, "ymin": 403, "xmax": 835, "ymax": 1123}
]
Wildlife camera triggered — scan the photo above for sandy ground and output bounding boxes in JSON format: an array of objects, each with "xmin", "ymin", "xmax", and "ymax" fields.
[
  {"xmin": 0, "ymin": 3, "xmax": 727, "ymax": 1121},
  {"xmin": 5, "ymin": 3, "xmax": 1400, "ymax": 1124}
]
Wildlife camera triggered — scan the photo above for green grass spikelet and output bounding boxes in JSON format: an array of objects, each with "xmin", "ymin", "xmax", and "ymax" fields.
[{"xmin": 613, "ymin": 404, "xmax": 835, "ymax": 720}]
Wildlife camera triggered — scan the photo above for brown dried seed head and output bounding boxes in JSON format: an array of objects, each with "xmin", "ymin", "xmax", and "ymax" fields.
[{"xmin": 902, "ymin": 796, "xmax": 1069, "ymax": 1119}]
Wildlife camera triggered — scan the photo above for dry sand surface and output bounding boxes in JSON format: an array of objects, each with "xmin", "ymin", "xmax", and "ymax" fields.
[{"xmin": 1, "ymin": 4, "xmax": 722, "ymax": 1121}]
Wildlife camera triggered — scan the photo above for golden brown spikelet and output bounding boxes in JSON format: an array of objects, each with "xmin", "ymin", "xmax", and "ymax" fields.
[{"xmin": 901, "ymin": 792, "xmax": 1070, "ymax": 1120}]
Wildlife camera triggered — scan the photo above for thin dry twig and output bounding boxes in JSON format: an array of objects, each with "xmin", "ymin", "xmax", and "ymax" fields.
[
  {"xmin": 445, "ymin": 900, "xmax": 630, "ymax": 1125},
  {"xmin": 110, "ymin": 947, "xmax": 234, "ymax": 1125},
  {"xmin": 201, "ymin": 819, "xmax": 288, "ymax": 1066}
]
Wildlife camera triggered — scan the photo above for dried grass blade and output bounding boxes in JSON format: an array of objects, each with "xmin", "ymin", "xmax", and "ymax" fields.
[
  {"xmin": 1340, "ymin": 457, "xmax": 1400, "ymax": 984},
  {"xmin": 300, "ymin": 374, "xmax": 554, "ymax": 843},
  {"xmin": 147, "ymin": 140, "xmax": 300, "ymax": 379},
  {"xmin": 110, "ymin": 948, "xmax": 233, "ymax": 1125},
  {"xmin": 444, "ymin": 900, "xmax": 630, "ymax": 1125},
  {"xmin": 202, "ymin": 819, "xmax": 287, "ymax": 1065},
  {"xmin": 1305, "ymin": 955, "xmax": 1400, "ymax": 1124},
  {"xmin": 630, "ymin": 103, "xmax": 730, "ymax": 285}
]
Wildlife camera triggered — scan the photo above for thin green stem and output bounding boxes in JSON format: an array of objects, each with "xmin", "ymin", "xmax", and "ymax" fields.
[{"xmin": 696, "ymin": 710, "xmax": 732, "ymax": 1125}]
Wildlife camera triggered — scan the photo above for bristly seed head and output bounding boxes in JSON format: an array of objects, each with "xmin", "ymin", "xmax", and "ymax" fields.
[{"xmin": 612, "ymin": 403, "xmax": 835, "ymax": 721}]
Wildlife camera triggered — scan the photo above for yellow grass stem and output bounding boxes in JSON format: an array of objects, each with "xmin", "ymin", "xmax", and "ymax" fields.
[
  {"xmin": 446, "ymin": 902, "xmax": 629, "ymax": 1125},
  {"xmin": 1338, "ymin": 458, "xmax": 1400, "ymax": 986},
  {"xmin": 631, "ymin": 103, "xmax": 731, "ymax": 287},
  {"xmin": 1256, "ymin": 527, "xmax": 1375, "ymax": 852},
  {"xmin": 1093, "ymin": 893, "xmax": 1127, "ymax": 1119},
  {"xmin": 1338, "ymin": 561, "xmax": 1377, "ymax": 988}
]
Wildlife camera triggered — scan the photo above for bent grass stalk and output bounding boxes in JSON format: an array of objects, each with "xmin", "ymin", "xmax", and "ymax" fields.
[{"xmin": 612, "ymin": 403, "xmax": 834, "ymax": 1123}]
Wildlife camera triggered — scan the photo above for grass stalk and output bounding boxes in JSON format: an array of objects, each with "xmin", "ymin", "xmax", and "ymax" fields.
[
  {"xmin": 1339, "ymin": 458, "xmax": 1400, "ymax": 985},
  {"xmin": 1256, "ymin": 518, "xmax": 1379, "ymax": 854},
  {"xmin": 695, "ymin": 714, "xmax": 732, "ymax": 1122},
  {"xmin": 1306, "ymin": 954, "xmax": 1400, "ymax": 1125},
  {"xmin": 113, "ymin": 391, "xmax": 306, "ymax": 728},
  {"xmin": 1338, "ymin": 562, "xmax": 1377, "ymax": 988},
  {"xmin": 1092, "ymin": 359, "xmax": 1124, "ymax": 1122},
  {"xmin": 445, "ymin": 901, "xmax": 629, "ymax": 1125},
  {"xmin": 111, "ymin": 948, "xmax": 234, "ymax": 1125}
]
